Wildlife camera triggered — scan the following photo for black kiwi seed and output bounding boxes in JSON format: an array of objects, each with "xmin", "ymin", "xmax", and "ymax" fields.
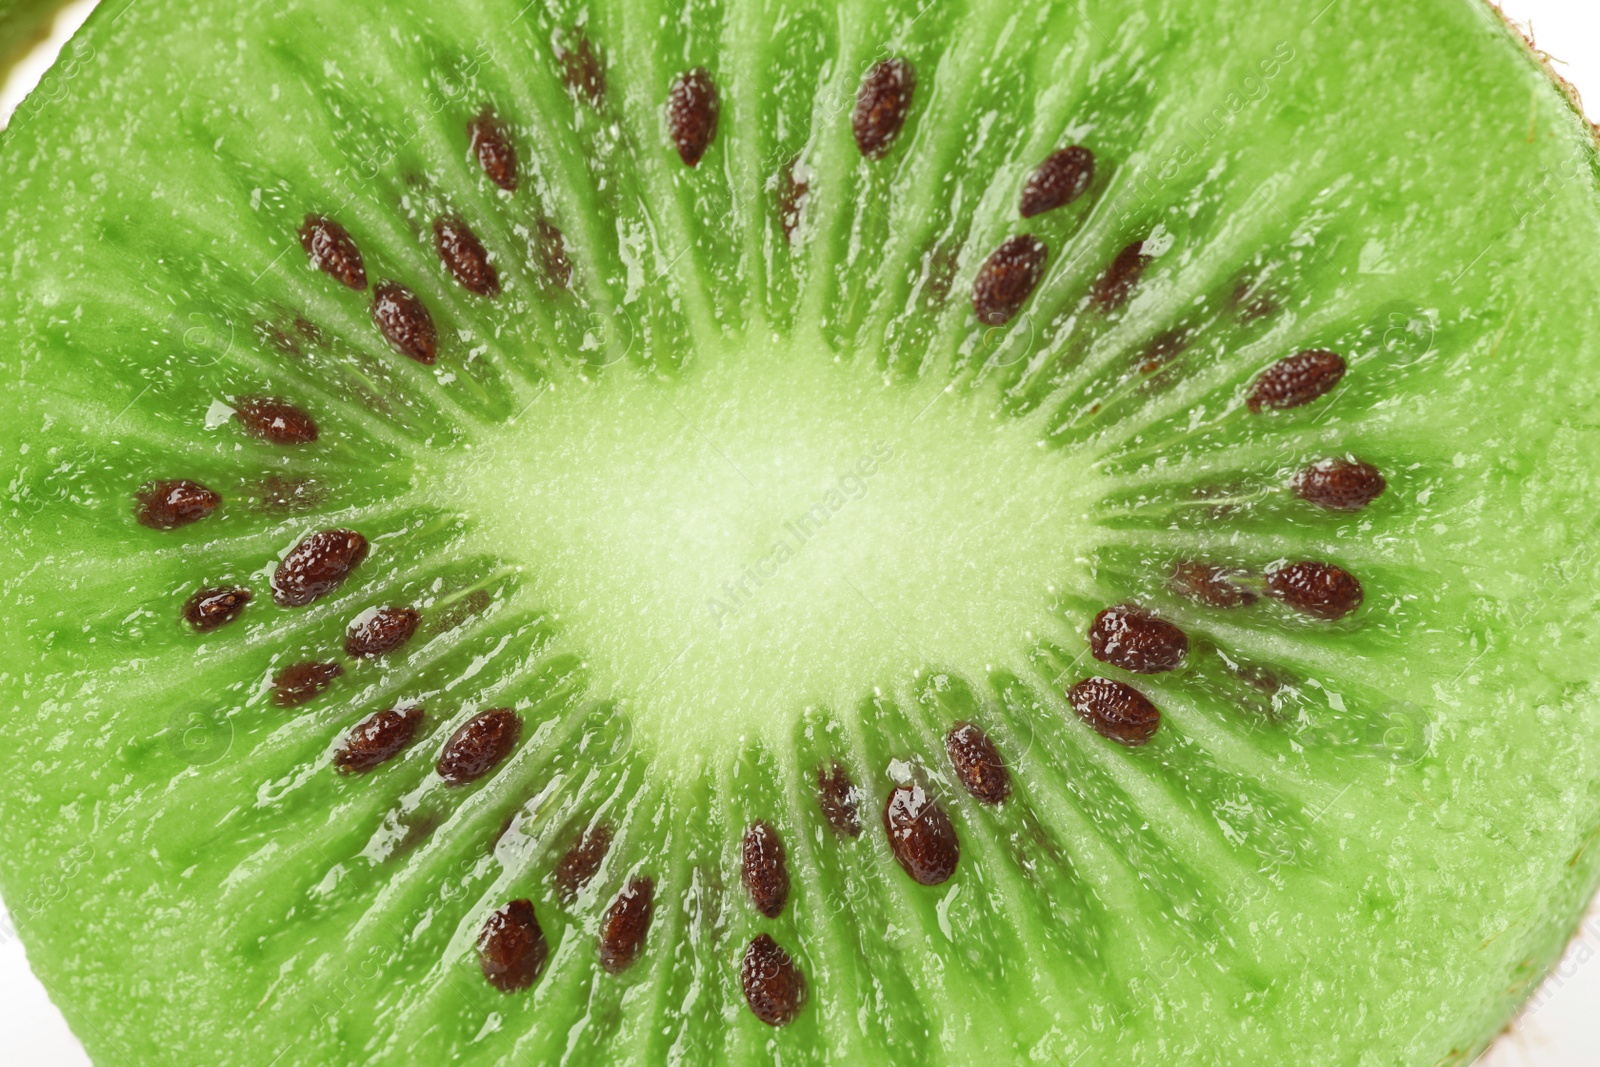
[
  {"xmin": 433, "ymin": 217, "xmax": 500, "ymax": 297},
  {"xmin": 271, "ymin": 660, "xmax": 343, "ymax": 708},
  {"xmin": 371, "ymin": 281, "xmax": 438, "ymax": 365},
  {"xmin": 741, "ymin": 821, "xmax": 789, "ymax": 919},
  {"xmin": 882, "ymin": 783, "xmax": 959, "ymax": 886},
  {"xmin": 1265, "ymin": 560, "xmax": 1364, "ymax": 620},
  {"xmin": 945, "ymin": 722, "xmax": 1009, "ymax": 805},
  {"xmin": 333, "ymin": 706, "xmax": 422, "ymax": 774},
  {"xmin": 271, "ymin": 529, "xmax": 369, "ymax": 608},
  {"xmin": 598, "ymin": 876, "xmax": 654, "ymax": 974},
  {"xmin": 1292, "ymin": 457, "xmax": 1386, "ymax": 511},
  {"xmin": 558, "ymin": 28, "xmax": 606, "ymax": 108},
  {"xmin": 1019, "ymin": 146, "xmax": 1095, "ymax": 218},
  {"xmin": 297, "ymin": 214, "xmax": 367, "ymax": 289},
  {"xmin": 1248, "ymin": 349, "xmax": 1346, "ymax": 413},
  {"xmin": 135, "ymin": 479, "xmax": 219, "ymax": 530},
  {"xmin": 533, "ymin": 218, "xmax": 573, "ymax": 290},
  {"xmin": 852, "ymin": 57, "xmax": 915, "ymax": 159},
  {"xmin": 344, "ymin": 607, "xmax": 420, "ymax": 659},
  {"xmin": 182, "ymin": 587, "xmax": 251, "ymax": 632},
  {"xmin": 816, "ymin": 761, "xmax": 861, "ymax": 837},
  {"xmin": 1088, "ymin": 604, "xmax": 1189, "ymax": 674},
  {"xmin": 554, "ymin": 823, "xmax": 613, "ymax": 903},
  {"xmin": 1068, "ymin": 677, "xmax": 1161, "ymax": 746},
  {"xmin": 1169, "ymin": 560, "xmax": 1257, "ymax": 608},
  {"xmin": 972, "ymin": 234, "xmax": 1049, "ymax": 326},
  {"xmin": 436, "ymin": 708, "xmax": 522, "ymax": 785},
  {"xmin": 233, "ymin": 396, "xmax": 319, "ymax": 445},
  {"xmin": 741, "ymin": 934, "xmax": 806, "ymax": 1027},
  {"xmin": 779, "ymin": 157, "xmax": 808, "ymax": 244},
  {"xmin": 468, "ymin": 107, "xmax": 518, "ymax": 192},
  {"xmin": 1091, "ymin": 240, "xmax": 1152, "ymax": 313},
  {"xmin": 478, "ymin": 899, "xmax": 549, "ymax": 993},
  {"xmin": 666, "ymin": 67, "xmax": 718, "ymax": 167}
]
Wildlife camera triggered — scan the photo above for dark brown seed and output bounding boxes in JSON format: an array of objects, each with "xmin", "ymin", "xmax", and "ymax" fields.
[
  {"xmin": 183, "ymin": 587, "xmax": 250, "ymax": 632},
  {"xmin": 853, "ymin": 57, "xmax": 915, "ymax": 159},
  {"xmin": 233, "ymin": 397, "xmax": 318, "ymax": 445},
  {"xmin": 741, "ymin": 821, "xmax": 789, "ymax": 918},
  {"xmin": 437, "ymin": 708, "xmax": 522, "ymax": 785},
  {"xmin": 1248, "ymin": 349, "xmax": 1346, "ymax": 413},
  {"xmin": 1091, "ymin": 240, "xmax": 1152, "ymax": 313},
  {"xmin": 944, "ymin": 723, "xmax": 1010, "ymax": 805},
  {"xmin": 478, "ymin": 899, "xmax": 549, "ymax": 993},
  {"xmin": 468, "ymin": 108, "xmax": 518, "ymax": 192},
  {"xmin": 1019, "ymin": 146, "xmax": 1095, "ymax": 218},
  {"xmin": 666, "ymin": 67, "xmax": 718, "ymax": 167},
  {"xmin": 135, "ymin": 479, "xmax": 220, "ymax": 530},
  {"xmin": 1292, "ymin": 457, "xmax": 1386, "ymax": 511},
  {"xmin": 344, "ymin": 607, "xmax": 420, "ymax": 659},
  {"xmin": 554, "ymin": 824, "xmax": 613, "ymax": 902},
  {"xmin": 882, "ymin": 783, "xmax": 959, "ymax": 886},
  {"xmin": 334, "ymin": 706, "xmax": 422, "ymax": 774},
  {"xmin": 1265, "ymin": 561, "xmax": 1364, "ymax": 620},
  {"xmin": 533, "ymin": 218, "xmax": 573, "ymax": 290},
  {"xmin": 271, "ymin": 528, "xmax": 369, "ymax": 608},
  {"xmin": 271, "ymin": 661, "xmax": 343, "ymax": 708},
  {"xmin": 371, "ymin": 281, "xmax": 437, "ymax": 365},
  {"xmin": 1089, "ymin": 604, "xmax": 1189, "ymax": 674},
  {"xmin": 598, "ymin": 876, "xmax": 654, "ymax": 974},
  {"xmin": 558, "ymin": 29, "xmax": 606, "ymax": 108},
  {"xmin": 1169, "ymin": 560, "xmax": 1257, "ymax": 608},
  {"xmin": 972, "ymin": 235, "xmax": 1048, "ymax": 326},
  {"xmin": 1069, "ymin": 677, "xmax": 1161, "ymax": 746},
  {"xmin": 298, "ymin": 214, "xmax": 367, "ymax": 289},
  {"xmin": 433, "ymin": 217, "xmax": 500, "ymax": 296},
  {"xmin": 741, "ymin": 934, "xmax": 805, "ymax": 1027},
  {"xmin": 816, "ymin": 761, "xmax": 861, "ymax": 837},
  {"xmin": 779, "ymin": 158, "xmax": 808, "ymax": 244}
]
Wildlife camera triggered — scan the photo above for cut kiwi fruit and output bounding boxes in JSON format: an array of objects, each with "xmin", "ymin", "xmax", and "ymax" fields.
[{"xmin": 2, "ymin": 0, "xmax": 1600, "ymax": 1063}]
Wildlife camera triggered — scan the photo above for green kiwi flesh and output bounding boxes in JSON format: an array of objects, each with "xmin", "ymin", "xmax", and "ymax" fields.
[{"xmin": 2, "ymin": 0, "xmax": 1600, "ymax": 1063}]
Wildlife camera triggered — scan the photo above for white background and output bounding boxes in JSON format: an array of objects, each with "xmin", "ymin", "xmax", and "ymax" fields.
[{"xmin": 2, "ymin": 1, "xmax": 1600, "ymax": 1063}]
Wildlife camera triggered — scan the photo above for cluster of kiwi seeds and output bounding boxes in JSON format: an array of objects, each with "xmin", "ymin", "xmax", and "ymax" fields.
[{"xmin": 111, "ymin": 12, "xmax": 1407, "ymax": 1047}]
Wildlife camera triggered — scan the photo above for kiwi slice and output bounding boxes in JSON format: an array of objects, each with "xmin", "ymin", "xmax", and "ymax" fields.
[{"xmin": 2, "ymin": 0, "xmax": 1600, "ymax": 1063}]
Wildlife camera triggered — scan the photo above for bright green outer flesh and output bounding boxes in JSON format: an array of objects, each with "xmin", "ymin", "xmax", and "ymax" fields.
[{"xmin": 1, "ymin": 0, "xmax": 1600, "ymax": 1063}]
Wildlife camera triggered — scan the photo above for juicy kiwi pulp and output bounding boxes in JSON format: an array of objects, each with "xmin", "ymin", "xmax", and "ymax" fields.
[{"xmin": 2, "ymin": 0, "xmax": 1600, "ymax": 1064}]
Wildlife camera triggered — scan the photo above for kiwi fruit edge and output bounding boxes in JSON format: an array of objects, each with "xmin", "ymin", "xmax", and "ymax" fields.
[{"xmin": 3, "ymin": 0, "xmax": 1600, "ymax": 1064}]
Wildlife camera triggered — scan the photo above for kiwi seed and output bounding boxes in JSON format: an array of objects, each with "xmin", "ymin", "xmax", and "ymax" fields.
[
  {"xmin": 882, "ymin": 782, "xmax": 960, "ymax": 886},
  {"xmin": 554, "ymin": 823, "xmax": 613, "ymax": 903},
  {"xmin": 134, "ymin": 479, "xmax": 219, "ymax": 530},
  {"xmin": 598, "ymin": 876, "xmax": 655, "ymax": 974},
  {"xmin": 370, "ymin": 281, "xmax": 438, "ymax": 365},
  {"xmin": 1292, "ymin": 458, "xmax": 1387, "ymax": 511},
  {"xmin": 944, "ymin": 723, "xmax": 1010, "ymax": 805},
  {"xmin": 1264, "ymin": 561, "xmax": 1364, "ymax": 620},
  {"xmin": 1088, "ymin": 604, "xmax": 1190, "ymax": 674},
  {"xmin": 297, "ymin": 214, "xmax": 367, "ymax": 289},
  {"xmin": 816, "ymin": 761, "xmax": 862, "ymax": 837},
  {"xmin": 436, "ymin": 708, "xmax": 522, "ymax": 785},
  {"xmin": 232, "ymin": 396, "xmax": 319, "ymax": 445},
  {"xmin": 852, "ymin": 57, "xmax": 915, "ymax": 159},
  {"xmin": 271, "ymin": 529, "xmax": 369, "ymax": 608},
  {"xmin": 270, "ymin": 661, "xmax": 343, "ymax": 708},
  {"xmin": 467, "ymin": 108, "xmax": 518, "ymax": 191},
  {"xmin": 334, "ymin": 707, "xmax": 423, "ymax": 774},
  {"xmin": 182, "ymin": 587, "xmax": 251, "ymax": 632},
  {"xmin": 1069, "ymin": 677, "xmax": 1162, "ymax": 747},
  {"xmin": 557, "ymin": 27, "xmax": 606, "ymax": 108},
  {"xmin": 343, "ymin": 607, "xmax": 421, "ymax": 659},
  {"xmin": 666, "ymin": 67, "xmax": 719, "ymax": 167},
  {"xmin": 1019, "ymin": 146, "xmax": 1095, "ymax": 218},
  {"xmin": 432, "ymin": 217, "xmax": 501, "ymax": 297},
  {"xmin": 741, "ymin": 821, "xmax": 790, "ymax": 919},
  {"xmin": 972, "ymin": 235, "xmax": 1049, "ymax": 326},
  {"xmin": 1168, "ymin": 561, "xmax": 1258, "ymax": 608},
  {"xmin": 1090, "ymin": 240, "xmax": 1152, "ymax": 312},
  {"xmin": 741, "ymin": 934, "xmax": 806, "ymax": 1027},
  {"xmin": 477, "ymin": 899, "xmax": 549, "ymax": 993},
  {"xmin": 1248, "ymin": 349, "xmax": 1347, "ymax": 412}
]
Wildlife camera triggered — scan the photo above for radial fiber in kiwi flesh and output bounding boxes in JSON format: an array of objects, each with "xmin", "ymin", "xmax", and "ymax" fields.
[{"xmin": 2, "ymin": 0, "xmax": 1600, "ymax": 1064}]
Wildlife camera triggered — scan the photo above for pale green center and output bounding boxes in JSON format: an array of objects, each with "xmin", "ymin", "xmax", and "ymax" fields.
[{"xmin": 450, "ymin": 339, "xmax": 1098, "ymax": 759}]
